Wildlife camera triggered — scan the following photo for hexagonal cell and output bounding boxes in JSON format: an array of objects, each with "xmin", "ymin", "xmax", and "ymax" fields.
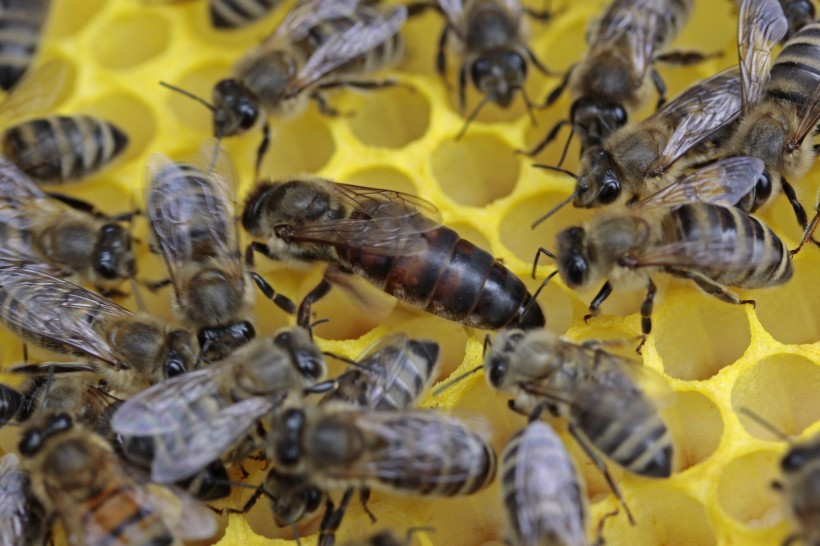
[
  {"xmin": 663, "ymin": 390, "xmax": 724, "ymax": 473},
  {"xmin": 81, "ymin": 91, "xmax": 157, "ymax": 160},
  {"xmin": 345, "ymin": 166, "xmax": 417, "ymax": 195},
  {"xmin": 432, "ymin": 134, "xmax": 519, "ymax": 207},
  {"xmin": 306, "ymin": 273, "xmax": 395, "ymax": 342},
  {"xmin": 346, "ymin": 86, "xmax": 430, "ymax": 148},
  {"xmin": 654, "ymin": 285, "xmax": 751, "ymax": 381},
  {"xmin": 733, "ymin": 354, "xmax": 820, "ymax": 440},
  {"xmin": 46, "ymin": 0, "xmax": 108, "ymax": 37},
  {"xmin": 164, "ymin": 61, "xmax": 232, "ymax": 134},
  {"xmin": 717, "ymin": 450, "xmax": 783, "ymax": 528},
  {"xmin": 259, "ymin": 110, "xmax": 336, "ymax": 180},
  {"xmin": 755, "ymin": 250, "xmax": 820, "ymax": 346},
  {"xmin": 92, "ymin": 12, "xmax": 171, "ymax": 69}
]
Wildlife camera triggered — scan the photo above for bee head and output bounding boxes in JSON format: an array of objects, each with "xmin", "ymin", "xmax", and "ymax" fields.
[
  {"xmin": 570, "ymin": 97, "xmax": 627, "ymax": 148},
  {"xmin": 274, "ymin": 328, "xmax": 326, "ymax": 384},
  {"xmin": 212, "ymin": 78, "xmax": 259, "ymax": 138},
  {"xmin": 94, "ymin": 223, "xmax": 136, "ymax": 281},
  {"xmin": 484, "ymin": 330, "xmax": 526, "ymax": 389},
  {"xmin": 164, "ymin": 328, "xmax": 195, "ymax": 378},
  {"xmin": 471, "ymin": 50, "xmax": 527, "ymax": 108},
  {"xmin": 576, "ymin": 146, "xmax": 622, "ymax": 207},
  {"xmin": 265, "ymin": 468, "xmax": 324, "ymax": 527},
  {"xmin": 556, "ymin": 226, "xmax": 591, "ymax": 289},
  {"xmin": 751, "ymin": 170, "xmax": 773, "ymax": 212},
  {"xmin": 781, "ymin": 441, "xmax": 820, "ymax": 475},
  {"xmin": 19, "ymin": 412, "xmax": 73, "ymax": 457}
]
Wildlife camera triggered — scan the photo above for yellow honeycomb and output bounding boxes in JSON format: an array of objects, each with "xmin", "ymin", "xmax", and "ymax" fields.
[{"xmin": 0, "ymin": 1, "xmax": 818, "ymax": 545}]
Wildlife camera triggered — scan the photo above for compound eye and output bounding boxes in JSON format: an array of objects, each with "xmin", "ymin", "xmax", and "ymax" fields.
[
  {"xmin": 296, "ymin": 353, "xmax": 323, "ymax": 379},
  {"xmin": 470, "ymin": 58, "xmax": 492, "ymax": 85},
  {"xmin": 274, "ymin": 331, "xmax": 292, "ymax": 347},
  {"xmin": 752, "ymin": 171, "xmax": 773, "ymax": 210},
  {"xmin": 567, "ymin": 255, "xmax": 588, "ymax": 286},
  {"xmin": 237, "ymin": 98, "xmax": 258, "ymax": 130},
  {"xmin": 165, "ymin": 359, "xmax": 187, "ymax": 378},
  {"xmin": 305, "ymin": 487, "xmax": 323, "ymax": 511},
  {"xmin": 782, "ymin": 448, "xmax": 807, "ymax": 473},
  {"xmin": 488, "ymin": 359, "xmax": 508, "ymax": 388},
  {"xmin": 613, "ymin": 105, "xmax": 627, "ymax": 125},
  {"xmin": 597, "ymin": 174, "xmax": 621, "ymax": 204},
  {"xmin": 19, "ymin": 430, "xmax": 42, "ymax": 457}
]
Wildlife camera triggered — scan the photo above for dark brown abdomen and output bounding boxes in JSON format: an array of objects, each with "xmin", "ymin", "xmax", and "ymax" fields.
[{"xmin": 341, "ymin": 226, "xmax": 544, "ymax": 330}]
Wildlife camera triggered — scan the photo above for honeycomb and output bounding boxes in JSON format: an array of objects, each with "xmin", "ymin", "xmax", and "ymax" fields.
[{"xmin": 0, "ymin": 1, "xmax": 818, "ymax": 545}]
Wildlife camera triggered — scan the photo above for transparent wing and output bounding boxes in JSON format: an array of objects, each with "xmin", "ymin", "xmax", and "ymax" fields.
[
  {"xmin": 438, "ymin": 0, "xmax": 467, "ymax": 31},
  {"xmin": 290, "ymin": 182, "xmax": 442, "ymax": 256},
  {"xmin": 635, "ymin": 156, "xmax": 765, "ymax": 209},
  {"xmin": 789, "ymin": 81, "xmax": 820, "ymax": 150},
  {"xmin": 0, "ymin": 267, "xmax": 134, "ymax": 366},
  {"xmin": 0, "ymin": 156, "xmax": 49, "ymax": 203},
  {"xmin": 272, "ymin": 0, "xmax": 359, "ymax": 42},
  {"xmin": 0, "ymin": 59, "xmax": 68, "ymax": 127},
  {"xmin": 0, "ymin": 453, "xmax": 27, "ymax": 546},
  {"xmin": 501, "ymin": 0, "xmax": 523, "ymax": 21},
  {"xmin": 738, "ymin": 0, "xmax": 787, "ymax": 113},
  {"xmin": 356, "ymin": 333, "xmax": 412, "ymax": 408},
  {"xmin": 146, "ymin": 484, "xmax": 218, "ymax": 541},
  {"xmin": 579, "ymin": 345, "xmax": 672, "ymax": 404},
  {"xmin": 653, "ymin": 68, "xmax": 743, "ymax": 171},
  {"xmin": 288, "ymin": 5, "xmax": 407, "ymax": 95}
]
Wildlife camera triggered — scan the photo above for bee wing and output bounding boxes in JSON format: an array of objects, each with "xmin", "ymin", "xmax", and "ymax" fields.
[
  {"xmin": 438, "ymin": 0, "xmax": 467, "ymax": 31},
  {"xmin": 356, "ymin": 332, "xmax": 412, "ymax": 408},
  {"xmin": 288, "ymin": 5, "xmax": 407, "ymax": 96},
  {"xmin": 789, "ymin": 80, "xmax": 820, "ymax": 150},
  {"xmin": 580, "ymin": 348, "xmax": 673, "ymax": 404},
  {"xmin": 290, "ymin": 183, "xmax": 443, "ymax": 256},
  {"xmin": 145, "ymin": 484, "xmax": 218, "ymax": 541},
  {"xmin": 738, "ymin": 0, "xmax": 787, "ymax": 113},
  {"xmin": 0, "ymin": 59, "xmax": 68, "ymax": 127},
  {"xmin": 272, "ymin": 0, "xmax": 359, "ymax": 42},
  {"xmin": 653, "ymin": 68, "xmax": 743, "ymax": 171},
  {"xmin": 0, "ymin": 267, "xmax": 134, "ymax": 367},
  {"xmin": 634, "ymin": 156, "xmax": 765, "ymax": 209},
  {"xmin": 0, "ymin": 453, "xmax": 28, "ymax": 546},
  {"xmin": 0, "ymin": 156, "xmax": 49, "ymax": 203}
]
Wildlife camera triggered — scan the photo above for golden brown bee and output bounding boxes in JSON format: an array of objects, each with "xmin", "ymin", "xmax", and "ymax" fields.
[
  {"xmin": 111, "ymin": 328, "xmax": 328, "ymax": 484},
  {"xmin": 1, "ymin": 115, "xmax": 129, "ymax": 185},
  {"xmin": 18, "ymin": 412, "xmax": 218, "ymax": 546},
  {"xmin": 0, "ymin": 267, "xmax": 197, "ymax": 394},
  {"xmin": 432, "ymin": 0, "xmax": 553, "ymax": 138},
  {"xmin": 146, "ymin": 143, "xmax": 293, "ymax": 360},
  {"xmin": 549, "ymin": 161, "xmax": 793, "ymax": 344},
  {"xmin": 529, "ymin": 0, "xmax": 700, "ymax": 157},
  {"xmin": 242, "ymin": 177, "xmax": 545, "ymax": 330},
  {"xmin": 774, "ymin": 433, "xmax": 820, "ymax": 545},
  {"xmin": 0, "ymin": 452, "xmax": 47, "ymax": 546},
  {"xmin": 0, "ymin": 156, "xmax": 136, "ymax": 296},
  {"xmin": 0, "ymin": 0, "xmax": 51, "ymax": 91},
  {"xmin": 501, "ymin": 419, "xmax": 590, "ymax": 546},
  {"xmin": 209, "ymin": 0, "xmax": 282, "ymax": 29}
]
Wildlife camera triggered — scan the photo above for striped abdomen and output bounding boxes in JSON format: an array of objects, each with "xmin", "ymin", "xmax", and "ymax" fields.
[
  {"xmin": 79, "ymin": 483, "xmax": 172, "ymax": 546},
  {"xmin": 661, "ymin": 203, "xmax": 793, "ymax": 288},
  {"xmin": 502, "ymin": 421, "xmax": 587, "ymax": 546},
  {"xmin": 573, "ymin": 378, "xmax": 672, "ymax": 478},
  {"xmin": 766, "ymin": 21, "xmax": 820, "ymax": 108},
  {"xmin": 340, "ymin": 225, "xmax": 545, "ymax": 330},
  {"xmin": 209, "ymin": 0, "xmax": 280, "ymax": 29},
  {"xmin": 2, "ymin": 116, "xmax": 129, "ymax": 184},
  {"xmin": 780, "ymin": 0, "xmax": 815, "ymax": 40},
  {"xmin": 0, "ymin": 0, "xmax": 49, "ymax": 91},
  {"xmin": 596, "ymin": 0, "xmax": 691, "ymax": 52}
]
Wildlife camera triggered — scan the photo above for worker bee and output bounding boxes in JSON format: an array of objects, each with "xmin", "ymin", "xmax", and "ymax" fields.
[
  {"xmin": 146, "ymin": 142, "xmax": 294, "ymax": 360},
  {"xmin": 0, "ymin": 156, "xmax": 136, "ymax": 296},
  {"xmin": 776, "ymin": 432, "xmax": 820, "ymax": 545},
  {"xmin": 720, "ymin": 0, "xmax": 820, "ymax": 230},
  {"xmin": 209, "ymin": 0, "xmax": 282, "ymax": 29},
  {"xmin": 242, "ymin": 177, "xmax": 545, "ymax": 330},
  {"xmin": 528, "ymin": 0, "xmax": 699, "ymax": 157},
  {"xmin": 0, "ymin": 267, "xmax": 197, "ymax": 394},
  {"xmin": 431, "ymin": 0, "xmax": 554, "ymax": 139},
  {"xmin": 1, "ymin": 115, "xmax": 129, "ymax": 185},
  {"xmin": 110, "ymin": 327, "xmax": 328, "ymax": 484},
  {"xmin": 547, "ymin": 157, "xmax": 793, "ymax": 345},
  {"xmin": 267, "ymin": 403, "xmax": 497, "ymax": 545},
  {"xmin": 0, "ymin": 0, "xmax": 51, "ymax": 91},
  {"xmin": 18, "ymin": 411, "xmax": 218, "ymax": 546},
  {"xmin": 501, "ymin": 419, "xmax": 591, "ymax": 546},
  {"xmin": 0, "ymin": 452, "xmax": 47, "ymax": 546}
]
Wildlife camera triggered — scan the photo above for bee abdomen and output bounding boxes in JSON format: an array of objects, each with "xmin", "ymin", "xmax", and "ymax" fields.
[
  {"xmin": 767, "ymin": 22, "xmax": 820, "ymax": 107},
  {"xmin": 84, "ymin": 485, "xmax": 171, "ymax": 546},
  {"xmin": 2, "ymin": 115, "xmax": 129, "ymax": 184},
  {"xmin": 209, "ymin": 0, "xmax": 279, "ymax": 30},
  {"xmin": 0, "ymin": 5, "xmax": 46, "ymax": 91}
]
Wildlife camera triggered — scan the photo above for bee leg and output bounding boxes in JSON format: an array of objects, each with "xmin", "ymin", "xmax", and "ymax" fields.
[
  {"xmin": 781, "ymin": 178, "xmax": 809, "ymax": 228},
  {"xmin": 790, "ymin": 205, "xmax": 820, "ymax": 255},
  {"xmin": 245, "ymin": 243, "xmax": 296, "ymax": 314},
  {"xmin": 654, "ymin": 50, "xmax": 722, "ymax": 66},
  {"xmin": 507, "ymin": 399, "xmax": 528, "ymax": 416},
  {"xmin": 318, "ymin": 488, "xmax": 355, "ymax": 546},
  {"xmin": 517, "ymin": 119, "xmax": 569, "ymax": 157},
  {"xmin": 523, "ymin": 5, "xmax": 558, "ymax": 22},
  {"xmin": 254, "ymin": 121, "xmax": 270, "ymax": 180},
  {"xmin": 568, "ymin": 423, "xmax": 636, "ymax": 526},
  {"xmin": 358, "ymin": 487, "xmax": 377, "ymax": 523},
  {"xmin": 636, "ymin": 279, "xmax": 657, "ymax": 354},
  {"xmin": 310, "ymin": 92, "xmax": 346, "ymax": 117},
  {"xmin": 143, "ymin": 278, "xmax": 172, "ymax": 292},
  {"xmin": 436, "ymin": 24, "xmax": 449, "ymax": 88},
  {"xmin": 592, "ymin": 508, "xmax": 620, "ymax": 546},
  {"xmin": 297, "ymin": 277, "xmax": 333, "ymax": 332},
  {"xmin": 458, "ymin": 63, "xmax": 468, "ymax": 114},
  {"xmin": 46, "ymin": 192, "xmax": 101, "ymax": 215},
  {"xmin": 100, "ymin": 288, "xmax": 129, "ymax": 299},
  {"xmin": 524, "ymin": 46, "xmax": 555, "ymax": 76},
  {"xmin": 584, "ymin": 281, "xmax": 613, "ymax": 324},
  {"xmin": 221, "ymin": 484, "xmax": 266, "ymax": 515},
  {"xmin": 650, "ymin": 69, "xmax": 667, "ymax": 108},
  {"xmin": 544, "ymin": 65, "xmax": 574, "ymax": 107}
]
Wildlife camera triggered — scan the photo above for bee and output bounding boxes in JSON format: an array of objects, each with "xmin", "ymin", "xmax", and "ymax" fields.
[
  {"xmin": 0, "ymin": 267, "xmax": 197, "ymax": 394},
  {"xmin": 110, "ymin": 327, "xmax": 328, "ymax": 484},
  {"xmin": 0, "ymin": 452, "xmax": 47, "ymax": 546},
  {"xmin": 501, "ymin": 419, "xmax": 590, "ymax": 546},
  {"xmin": 0, "ymin": 0, "xmax": 51, "ymax": 91},
  {"xmin": 268, "ymin": 403, "xmax": 497, "ymax": 545},
  {"xmin": 209, "ymin": 0, "xmax": 282, "ymax": 29},
  {"xmin": 528, "ymin": 0, "xmax": 700, "ymax": 157},
  {"xmin": 778, "ymin": 0, "xmax": 813, "ymax": 40},
  {"xmin": 775, "ymin": 432, "xmax": 820, "ymax": 545},
  {"xmin": 242, "ymin": 177, "xmax": 545, "ymax": 330},
  {"xmin": 432, "ymin": 0, "xmax": 554, "ymax": 139},
  {"xmin": 1, "ymin": 115, "xmax": 129, "ymax": 185},
  {"xmin": 485, "ymin": 329, "xmax": 673, "ymax": 480},
  {"xmin": 720, "ymin": 0, "xmax": 820, "ymax": 230},
  {"xmin": 0, "ymin": 156, "xmax": 136, "ymax": 296},
  {"xmin": 547, "ymin": 157, "xmax": 793, "ymax": 346},
  {"xmin": 146, "ymin": 142, "xmax": 293, "ymax": 361},
  {"xmin": 18, "ymin": 412, "xmax": 218, "ymax": 546},
  {"xmin": 342, "ymin": 529, "xmax": 432, "ymax": 546}
]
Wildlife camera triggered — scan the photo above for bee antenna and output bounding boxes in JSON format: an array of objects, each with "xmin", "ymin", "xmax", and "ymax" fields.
[
  {"xmin": 307, "ymin": 318, "xmax": 331, "ymax": 341},
  {"xmin": 531, "ymin": 247, "xmax": 557, "ymax": 279},
  {"xmin": 159, "ymin": 81, "xmax": 216, "ymax": 112},
  {"xmin": 519, "ymin": 270, "xmax": 558, "ymax": 321},
  {"xmin": 520, "ymin": 85, "xmax": 538, "ymax": 127},
  {"xmin": 557, "ymin": 124, "xmax": 575, "ymax": 167},
  {"xmin": 482, "ymin": 334, "xmax": 492, "ymax": 357},
  {"xmin": 530, "ymin": 187, "xmax": 582, "ymax": 229},
  {"xmin": 455, "ymin": 93, "xmax": 495, "ymax": 141},
  {"xmin": 532, "ymin": 163, "xmax": 578, "ymax": 179},
  {"xmin": 321, "ymin": 351, "xmax": 378, "ymax": 374},
  {"xmin": 738, "ymin": 407, "xmax": 792, "ymax": 442},
  {"xmin": 432, "ymin": 365, "xmax": 483, "ymax": 397}
]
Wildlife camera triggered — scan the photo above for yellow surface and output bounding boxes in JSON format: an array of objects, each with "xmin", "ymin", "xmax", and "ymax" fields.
[{"xmin": 0, "ymin": 1, "xmax": 818, "ymax": 545}]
